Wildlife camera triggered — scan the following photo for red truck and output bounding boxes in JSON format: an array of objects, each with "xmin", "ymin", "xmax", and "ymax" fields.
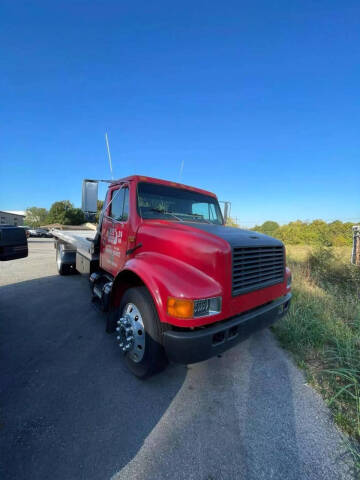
[{"xmin": 52, "ymin": 175, "xmax": 292, "ymax": 378}]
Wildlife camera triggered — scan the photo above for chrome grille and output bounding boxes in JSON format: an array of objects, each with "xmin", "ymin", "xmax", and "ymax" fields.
[{"xmin": 232, "ymin": 246, "xmax": 284, "ymax": 295}]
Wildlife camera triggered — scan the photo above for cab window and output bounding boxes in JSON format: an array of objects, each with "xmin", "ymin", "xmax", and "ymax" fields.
[
  {"xmin": 192, "ymin": 202, "xmax": 218, "ymax": 222},
  {"xmin": 123, "ymin": 188, "xmax": 129, "ymax": 221},
  {"xmin": 110, "ymin": 187, "xmax": 129, "ymax": 222}
]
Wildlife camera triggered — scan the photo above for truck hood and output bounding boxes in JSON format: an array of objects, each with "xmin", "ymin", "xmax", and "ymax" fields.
[
  {"xmin": 136, "ymin": 220, "xmax": 283, "ymax": 282},
  {"xmin": 180, "ymin": 222, "xmax": 283, "ymax": 248}
]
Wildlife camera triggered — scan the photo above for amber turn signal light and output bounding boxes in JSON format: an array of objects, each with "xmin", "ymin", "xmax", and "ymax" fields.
[{"xmin": 167, "ymin": 297, "xmax": 194, "ymax": 319}]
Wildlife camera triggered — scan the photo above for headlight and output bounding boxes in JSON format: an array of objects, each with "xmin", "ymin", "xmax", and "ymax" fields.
[
  {"xmin": 167, "ymin": 296, "xmax": 222, "ymax": 319},
  {"xmin": 194, "ymin": 297, "xmax": 222, "ymax": 317},
  {"xmin": 287, "ymin": 272, "xmax": 292, "ymax": 287}
]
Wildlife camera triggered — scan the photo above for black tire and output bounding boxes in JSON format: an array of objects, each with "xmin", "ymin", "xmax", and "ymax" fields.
[
  {"xmin": 56, "ymin": 244, "xmax": 72, "ymax": 275},
  {"xmin": 112, "ymin": 287, "xmax": 168, "ymax": 378}
]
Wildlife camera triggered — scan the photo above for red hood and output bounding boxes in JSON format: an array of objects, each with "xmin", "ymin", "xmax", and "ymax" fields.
[{"xmin": 136, "ymin": 220, "xmax": 232, "ymax": 281}]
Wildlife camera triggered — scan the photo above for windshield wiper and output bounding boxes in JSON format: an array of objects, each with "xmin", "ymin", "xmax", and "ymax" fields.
[
  {"xmin": 145, "ymin": 208, "xmax": 212, "ymax": 223},
  {"xmin": 170, "ymin": 212, "xmax": 212, "ymax": 224},
  {"xmin": 148, "ymin": 208, "xmax": 183, "ymax": 221}
]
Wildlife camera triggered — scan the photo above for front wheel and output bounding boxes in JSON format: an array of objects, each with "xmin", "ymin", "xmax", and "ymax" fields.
[{"xmin": 113, "ymin": 287, "xmax": 168, "ymax": 378}]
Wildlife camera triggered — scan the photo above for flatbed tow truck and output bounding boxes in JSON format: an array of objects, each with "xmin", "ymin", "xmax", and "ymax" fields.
[{"xmin": 52, "ymin": 175, "xmax": 292, "ymax": 378}]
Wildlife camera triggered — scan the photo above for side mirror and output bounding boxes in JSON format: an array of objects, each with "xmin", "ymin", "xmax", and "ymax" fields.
[
  {"xmin": 82, "ymin": 180, "xmax": 98, "ymax": 213},
  {"xmin": 0, "ymin": 226, "xmax": 28, "ymax": 261}
]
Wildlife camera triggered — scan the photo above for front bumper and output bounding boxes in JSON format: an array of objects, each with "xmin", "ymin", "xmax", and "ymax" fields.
[{"xmin": 163, "ymin": 293, "xmax": 292, "ymax": 364}]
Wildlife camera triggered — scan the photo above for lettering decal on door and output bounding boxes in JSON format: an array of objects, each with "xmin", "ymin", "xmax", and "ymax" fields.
[{"xmin": 107, "ymin": 227, "xmax": 123, "ymax": 245}]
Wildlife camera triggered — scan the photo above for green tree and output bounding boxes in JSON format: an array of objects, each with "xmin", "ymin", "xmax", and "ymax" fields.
[
  {"xmin": 24, "ymin": 207, "xmax": 49, "ymax": 228},
  {"xmin": 47, "ymin": 200, "xmax": 85, "ymax": 225},
  {"xmin": 252, "ymin": 218, "xmax": 356, "ymax": 246},
  {"xmin": 256, "ymin": 221, "xmax": 280, "ymax": 235},
  {"xmin": 64, "ymin": 208, "xmax": 85, "ymax": 225},
  {"xmin": 332, "ymin": 235, "xmax": 348, "ymax": 246},
  {"xmin": 47, "ymin": 201, "xmax": 72, "ymax": 224}
]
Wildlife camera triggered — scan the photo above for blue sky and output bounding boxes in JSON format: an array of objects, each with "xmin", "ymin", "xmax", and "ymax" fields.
[{"xmin": 1, "ymin": 1, "xmax": 359, "ymax": 226}]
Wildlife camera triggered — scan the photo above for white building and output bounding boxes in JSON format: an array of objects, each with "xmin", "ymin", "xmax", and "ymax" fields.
[{"xmin": 0, "ymin": 210, "xmax": 26, "ymax": 226}]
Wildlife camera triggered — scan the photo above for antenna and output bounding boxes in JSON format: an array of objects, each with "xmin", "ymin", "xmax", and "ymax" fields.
[
  {"xmin": 105, "ymin": 132, "xmax": 114, "ymax": 180},
  {"xmin": 179, "ymin": 160, "xmax": 184, "ymax": 182}
]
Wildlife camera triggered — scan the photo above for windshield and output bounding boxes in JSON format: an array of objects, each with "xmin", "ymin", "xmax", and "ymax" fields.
[{"xmin": 137, "ymin": 182, "xmax": 223, "ymax": 225}]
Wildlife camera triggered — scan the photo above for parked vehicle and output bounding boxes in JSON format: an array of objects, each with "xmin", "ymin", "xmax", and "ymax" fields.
[
  {"xmin": 19, "ymin": 226, "xmax": 31, "ymax": 238},
  {"xmin": 36, "ymin": 228, "xmax": 53, "ymax": 238},
  {"xmin": 0, "ymin": 225, "xmax": 28, "ymax": 261},
  {"xmin": 52, "ymin": 175, "xmax": 292, "ymax": 378},
  {"xmin": 28, "ymin": 228, "xmax": 53, "ymax": 238}
]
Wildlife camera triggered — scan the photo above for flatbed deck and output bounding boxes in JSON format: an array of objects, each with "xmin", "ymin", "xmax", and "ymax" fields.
[{"xmin": 52, "ymin": 229, "xmax": 97, "ymax": 258}]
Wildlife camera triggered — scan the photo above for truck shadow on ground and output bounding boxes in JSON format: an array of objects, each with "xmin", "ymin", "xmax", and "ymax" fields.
[{"xmin": 0, "ymin": 274, "xmax": 187, "ymax": 480}]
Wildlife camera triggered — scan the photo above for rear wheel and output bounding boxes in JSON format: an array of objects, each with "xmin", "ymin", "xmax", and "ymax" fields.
[
  {"xmin": 114, "ymin": 287, "xmax": 168, "ymax": 378},
  {"xmin": 56, "ymin": 244, "xmax": 72, "ymax": 275}
]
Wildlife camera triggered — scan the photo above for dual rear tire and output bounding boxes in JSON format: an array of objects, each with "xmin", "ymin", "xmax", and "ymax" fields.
[{"xmin": 56, "ymin": 243, "xmax": 75, "ymax": 275}]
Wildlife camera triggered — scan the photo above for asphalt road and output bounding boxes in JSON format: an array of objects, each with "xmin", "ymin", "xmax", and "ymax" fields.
[{"xmin": 0, "ymin": 239, "xmax": 355, "ymax": 479}]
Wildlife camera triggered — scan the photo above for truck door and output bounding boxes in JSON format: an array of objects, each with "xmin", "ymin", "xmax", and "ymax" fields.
[{"xmin": 100, "ymin": 185, "xmax": 130, "ymax": 277}]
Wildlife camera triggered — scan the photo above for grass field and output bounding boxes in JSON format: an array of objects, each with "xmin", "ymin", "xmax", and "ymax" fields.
[{"xmin": 273, "ymin": 245, "xmax": 360, "ymax": 467}]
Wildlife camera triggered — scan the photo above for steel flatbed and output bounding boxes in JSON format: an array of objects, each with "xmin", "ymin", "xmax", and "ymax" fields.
[{"xmin": 52, "ymin": 229, "xmax": 98, "ymax": 263}]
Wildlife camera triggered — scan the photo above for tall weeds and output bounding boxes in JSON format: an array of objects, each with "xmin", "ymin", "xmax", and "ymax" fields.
[{"xmin": 273, "ymin": 246, "xmax": 360, "ymax": 469}]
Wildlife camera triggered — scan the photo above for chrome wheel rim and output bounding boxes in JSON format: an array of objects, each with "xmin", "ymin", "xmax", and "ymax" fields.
[{"xmin": 116, "ymin": 303, "xmax": 145, "ymax": 363}]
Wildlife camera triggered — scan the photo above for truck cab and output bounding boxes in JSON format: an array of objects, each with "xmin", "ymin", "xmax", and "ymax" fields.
[{"xmin": 53, "ymin": 175, "xmax": 292, "ymax": 377}]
